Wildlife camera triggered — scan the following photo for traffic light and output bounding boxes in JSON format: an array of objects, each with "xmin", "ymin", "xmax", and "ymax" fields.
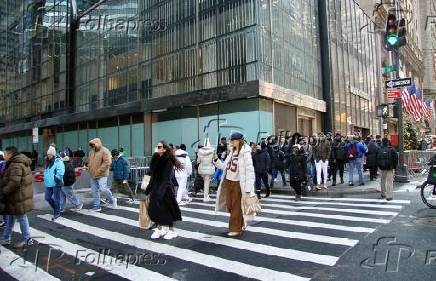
[
  {"xmin": 377, "ymin": 104, "xmax": 390, "ymax": 118},
  {"xmin": 396, "ymin": 18, "xmax": 407, "ymax": 48},
  {"xmin": 385, "ymin": 14, "xmax": 398, "ymax": 48},
  {"xmin": 384, "ymin": 12, "xmax": 407, "ymax": 50}
]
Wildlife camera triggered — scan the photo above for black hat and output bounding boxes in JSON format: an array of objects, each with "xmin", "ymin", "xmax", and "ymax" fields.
[
  {"xmin": 230, "ymin": 132, "xmax": 244, "ymax": 141},
  {"xmin": 111, "ymin": 149, "xmax": 120, "ymax": 156}
]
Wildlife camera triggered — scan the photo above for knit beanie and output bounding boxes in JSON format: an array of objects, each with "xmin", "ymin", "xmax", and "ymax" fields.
[{"xmin": 47, "ymin": 146, "xmax": 56, "ymax": 156}]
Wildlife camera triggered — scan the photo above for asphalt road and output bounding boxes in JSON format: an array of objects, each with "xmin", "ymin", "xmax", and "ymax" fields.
[{"xmin": 0, "ymin": 185, "xmax": 435, "ymax": 281}]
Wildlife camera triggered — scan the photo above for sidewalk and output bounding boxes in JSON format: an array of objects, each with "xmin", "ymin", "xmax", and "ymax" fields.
[{"xmin": 270, "ymin": 170, "xmax": 425, "ymax": 197}]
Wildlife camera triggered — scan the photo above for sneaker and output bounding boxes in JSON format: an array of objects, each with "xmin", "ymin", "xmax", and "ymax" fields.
[
  {"xmin": 0, "ymin": 221, "xmax": 6, "ymax": 227},
  {"xmin": 294, "ymin": 195, "xmax": 301, "ymax": 202},
  {"xmin": 203, "ymin": 196, "xmax": 211, "ymax": 203},
  {"xmin": 52, "ymin": 214, "xmax": 61, "ymax": 221},
  {"xmin": 314, "ymin": 186, "xmax": 322, "ymax": 191},
  {"xmin": 90, "ymin": 207, "xmax": 102, "ymax": 212},
  {"xmin": 13, "ymin": 238, "xmax": 33, "ymax": 249},
  {"xmin": 0, "ymin": 238, "xmax": 11, "ymax": 246},
  {"xmin": 178, "ymin": 201, "xmax": 187, "ymax": 206},
  {"xmin": 60, "ymin": 208, "xmax": 66, "ymax": 213},
  {"xmin": 227, "ymin": 232, "xmax": 241, "ymax": 237},
  {"xmin": 163, "ymin": 230, "xmax": 178, "ymax": 240},
  {"xmin": 106, "ymin": 198, "xmax": 117, "ymax": 209},
  {"xmin": 100, "ymin": 198, "xmax": 108, "ymax": 205},
  {"xmin": 127, "ymin": 198, "xmax": 137, "ymax": 204},
  {"xmin": 73, "ymin": 203, "xmax": 84, "ymax": 211},
  {"xmin": 151, "ymin": 227, "xmax": 168, "ymax": 239},
  {"xmin": 349, "ymin": 182, "xmax": 354, "ymax": 186},
  {"xmin": 380, "ymin": 193, "xmax": 386, "ymax": 199},
  {"xmin": 386, "ymin": 198, "xmax": 393, "ymax": 201},
  {"xmin": 359, "ymin": 183, "xmax": 365, "ymax": 186}
]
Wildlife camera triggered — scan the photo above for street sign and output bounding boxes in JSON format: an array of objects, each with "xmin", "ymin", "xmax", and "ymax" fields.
[
  {"xmin": 387, "ymin": 89, "xmax": 402, "ymax": 99},
  {"xmin": 382, "ymin": 65, "xmax": 397, "ymax": 74},
  {"xmin": 385, "ymin": 77, "xmax": 412, "ymax": 89}
]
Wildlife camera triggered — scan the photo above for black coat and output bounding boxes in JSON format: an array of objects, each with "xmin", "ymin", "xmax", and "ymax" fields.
[
  {"xmin": 287, "ymin": 154, "xmax": 307, "ymax": 180},
  {"xmin": 366, "ymin": 141, "xmax": 379, "ymax": 168},
  {"xmin": 145, "ymin": 153, "xmax": 182, "ymax": 226},
  {"xmin": 253, "ymin": 148, "xmax": 271, "ymax": 173},
  {"xmin": 63, "ymin": 162, "xmax": 76, "ymax": 186}
]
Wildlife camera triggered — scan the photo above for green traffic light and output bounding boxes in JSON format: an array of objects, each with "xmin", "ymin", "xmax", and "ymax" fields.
[{"xmin": 387, "ymin": 34, "xmax": 398, "ymax": 45}]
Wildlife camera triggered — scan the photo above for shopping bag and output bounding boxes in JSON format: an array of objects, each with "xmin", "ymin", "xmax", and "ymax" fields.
[
  {"xmin": 242, "ymin": 194, "xmax": 261, "ymax": 216},
  {"xmin": 140, "ymin": 175, "xmax": 151, "ymax": 190},
  {"xmin": 139, "ymin": 197, "xmax": 152, "ymax": 229}
]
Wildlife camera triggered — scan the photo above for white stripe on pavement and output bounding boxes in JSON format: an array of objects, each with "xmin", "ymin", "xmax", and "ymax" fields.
[
  {"xmin": 75, "ymin": 210, "xmax": 339, "ymax": 266},
  {"xmin": 188, "ymin": 202, "xmax": 391, "ymax": 224},
  {"xmin": 37, "ymin": 215, "xmax": 310, "ymax": 281},
  {"xmin": 258, "ymin": 194, "xmax": 411, "ymax": 204},
  {"xmin": 260, "ymin": 203, "xmax": 398, "ymax": 216},
  {"xmin": 109, "ymin": 205, "xmax": 358, "ymax": 247},
  {"xmin": 0, "ymin": 245, "xmax": 60, "ymax": 281},
  {"xmin": 120, "ymin": 204, "xmax": 375, "ymax": 233},
  {"xmin": 190, "ymin": 197, "xmax": 404, "ymax": 210},
  {"xmin": 198, "ymin": 193, "xmax": 411, "ymax": 204},
  {"xmin": 27, "ymin": 227, "xmax": 176, "ymax": 281}
]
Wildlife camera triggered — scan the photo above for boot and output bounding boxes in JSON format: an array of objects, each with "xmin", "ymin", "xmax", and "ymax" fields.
[
  {"xmin": 265, "ymin": 187, "xmax": 271, "ymax": 198},
  {"xmin": 340, "ymin": 177, "xmax": 344, "ymax": 184},
  {"xmin": 256, "ymin": 191, "xmax": 261, "ymax": 200},
  {"xmin": 332, "ymin": 180, "xmax": 336, "ymax": 186}
]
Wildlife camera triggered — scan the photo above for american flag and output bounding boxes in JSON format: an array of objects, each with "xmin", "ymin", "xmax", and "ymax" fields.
[
  {"xmin": 423, "ymin": 100, "xmax": 434, "ymax": 120},
  {"xmin": 401, "ymin": 84, "xmax": 422, "ymax": 121}
]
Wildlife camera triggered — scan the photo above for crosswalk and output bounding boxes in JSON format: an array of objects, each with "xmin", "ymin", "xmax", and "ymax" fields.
[{"xmin": 2, "ymin": 194, "xmax": 410, "ymax": 281}]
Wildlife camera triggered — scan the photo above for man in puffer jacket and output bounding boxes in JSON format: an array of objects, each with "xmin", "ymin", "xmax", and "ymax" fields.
[
  {"xmin": 197, "ymin": 145, "xmax": 215, "ymax": 202},
  {"xmin": 252, "ymin": 143, "xmax": 271, "ymax": 199},
  {"xmin": 175, "ymin": 144, "xmax": 192, "ymax": 205},
  {"xmin": 110, "ymin": 149, "xmax": 135, "ymax": 203},
  {"xmin": 0, "ymin": 146, "xmax": 34, "ymax": 248},
  {"xmin": 88, "ymin": 138, "xmax": 116, "ymax": 211}
]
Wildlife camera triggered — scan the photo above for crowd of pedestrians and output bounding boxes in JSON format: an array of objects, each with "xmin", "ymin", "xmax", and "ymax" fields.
[{"xmin": 0, "ymin": 130, "xmax": 402, "ymax": 246}]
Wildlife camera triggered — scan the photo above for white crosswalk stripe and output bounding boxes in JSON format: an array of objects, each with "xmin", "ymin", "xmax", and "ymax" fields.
[
  {"xmin": 3, "ymin": 194, "xmax": 409, "ymax": 281},
  {"xmin": 37, "ymin": 214, "xmax": 310, "ymax": 281},
  {"xmin": 0, "ymin": 245, "xmax": 61, "ymax": 281}
]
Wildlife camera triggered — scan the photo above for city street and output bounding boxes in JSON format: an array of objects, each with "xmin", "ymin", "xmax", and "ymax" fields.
[{"xmin": 1, "ymin": 182, "xmax": 435, "ymax": 281}]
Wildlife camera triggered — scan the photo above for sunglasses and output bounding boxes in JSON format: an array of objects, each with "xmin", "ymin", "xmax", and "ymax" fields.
[
  {"xmin": 89, "ymin": 143, "xmax": 95, "ymax": 147},
  {"xmin": 157, "ymin": 145, "xmax": 163, "ymax": 149}
]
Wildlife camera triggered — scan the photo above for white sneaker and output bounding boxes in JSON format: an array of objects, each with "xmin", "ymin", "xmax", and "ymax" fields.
[
  {"xmin": 72, "ymin": 203, "xmax": 83, "ymax": 211},
  {"xmin": 163, "ymin": 230, "xmax": 178, "ymax": 240},
  {"xmin": 203, "ymin": 196, "xmax": 211, "ymax": 202},
  {"xmin": 178, "ymin": 201, "xmax": 187, "ymax": 206},
  {"xmin": 151, "ymin": 227, "xmax": 169, "ymax": 239},
  {"xmin": 127, "ymin": 198, "xmax": 137, "ymax": 204}
]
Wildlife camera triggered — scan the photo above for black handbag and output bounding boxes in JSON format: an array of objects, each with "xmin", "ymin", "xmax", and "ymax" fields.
[{"xmin": 427, "ymin": 166, "xmax": 436, "ymax": 185}]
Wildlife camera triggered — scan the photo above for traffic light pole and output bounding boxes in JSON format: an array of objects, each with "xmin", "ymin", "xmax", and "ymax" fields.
[{"xmin": 391, "ymin": 0, "xmax": 409, "ymax": 183}]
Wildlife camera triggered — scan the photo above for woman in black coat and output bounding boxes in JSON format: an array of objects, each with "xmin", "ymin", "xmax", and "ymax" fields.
[
  {"xmin": 366, "ymin": 140, "xmax": 380, "ymax": 181},
  {"xmin": 287, "ymin": 145, "xmax": 307, "ymax": 201},
  {"xmin": 146, "ymin": 141, "xmax": 182, "ymax": 240}
]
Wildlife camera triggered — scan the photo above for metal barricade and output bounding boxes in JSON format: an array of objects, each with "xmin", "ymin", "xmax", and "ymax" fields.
[
  {"xmin": 404, "ymin": 150, "xmax": 436, "ymax": 177},
  {"xmin": 126, "ymin": 156, "xmax": 152, "ymax": 193}
]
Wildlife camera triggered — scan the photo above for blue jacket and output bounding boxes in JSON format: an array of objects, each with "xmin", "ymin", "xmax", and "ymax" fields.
[
  {"xmin": 111, "ymin": 156, "xmax": 130, "ymax": 180},
  {"xmin": 346, "ymin": 141, "xmax": 366, "ymax": 159},
  {"xmin": 44, "ymin": 157, "xmax": 65, "ymax": 187}
]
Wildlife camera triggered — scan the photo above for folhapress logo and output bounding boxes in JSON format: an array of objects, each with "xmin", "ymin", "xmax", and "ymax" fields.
[{"xmin": 361, "ymin": 237, "xmax": 415, "ymax": 272}]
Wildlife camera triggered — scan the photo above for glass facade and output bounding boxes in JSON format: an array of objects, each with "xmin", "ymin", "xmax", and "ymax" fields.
[
  {"xmin": 0, "ymin": 0, "xmax": 70, "ymax": 122},
  {"xmin": 326, "ymin": 0, "xmax": 380, "ymax": 135},
  {"xmin": 258, "ymin": 0, "xmax": 322, "ymax": 99},
  {"xmin": 1, "ymin": 0, "xmax": 324, "ymax": 155}
]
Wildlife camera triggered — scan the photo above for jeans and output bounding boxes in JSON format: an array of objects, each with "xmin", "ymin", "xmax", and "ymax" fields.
[
  {"xmin": 270, "ymin": 168, "xmax": 287, "ymax": 187},
  {"xmin": 91, "ymin": 177, "xmax": 114, "ymax": 209},
  {"xmin": 348, "ymin": 158, "xmax": 364, "ymax": 184},
  {"xmin": 255, "ymin": 172, "xmax": 270, "ymax": 193},
  {"xmin": 307, "ymin": 161, "xmax": 316, "ymax": 185},
  {"xmin": 45, "ymin": 186, "xmax": 62, "ymax": 216},
  {"xmin": 3, "ymin": 214, "xmax": 31, "ymax": 241},
  {"xmin": 60, "ymin": 185, "xmax": 81, "ymax": 210}
]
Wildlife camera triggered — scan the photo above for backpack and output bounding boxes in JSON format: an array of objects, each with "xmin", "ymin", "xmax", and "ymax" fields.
[
  {"xmin": 377, "ymin": 147, "xmax": 393, "ymax": 170},
  {"xmin": 336, "ymin": 144, "xmax": 346, "ymax": 161},
  {"xmin": 63, "ymin": 162, "xmax": 76, "ymax": 186},
  {"xmin": 348, "ymin": 143, "xmax": 358, "ymax": 159}
]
